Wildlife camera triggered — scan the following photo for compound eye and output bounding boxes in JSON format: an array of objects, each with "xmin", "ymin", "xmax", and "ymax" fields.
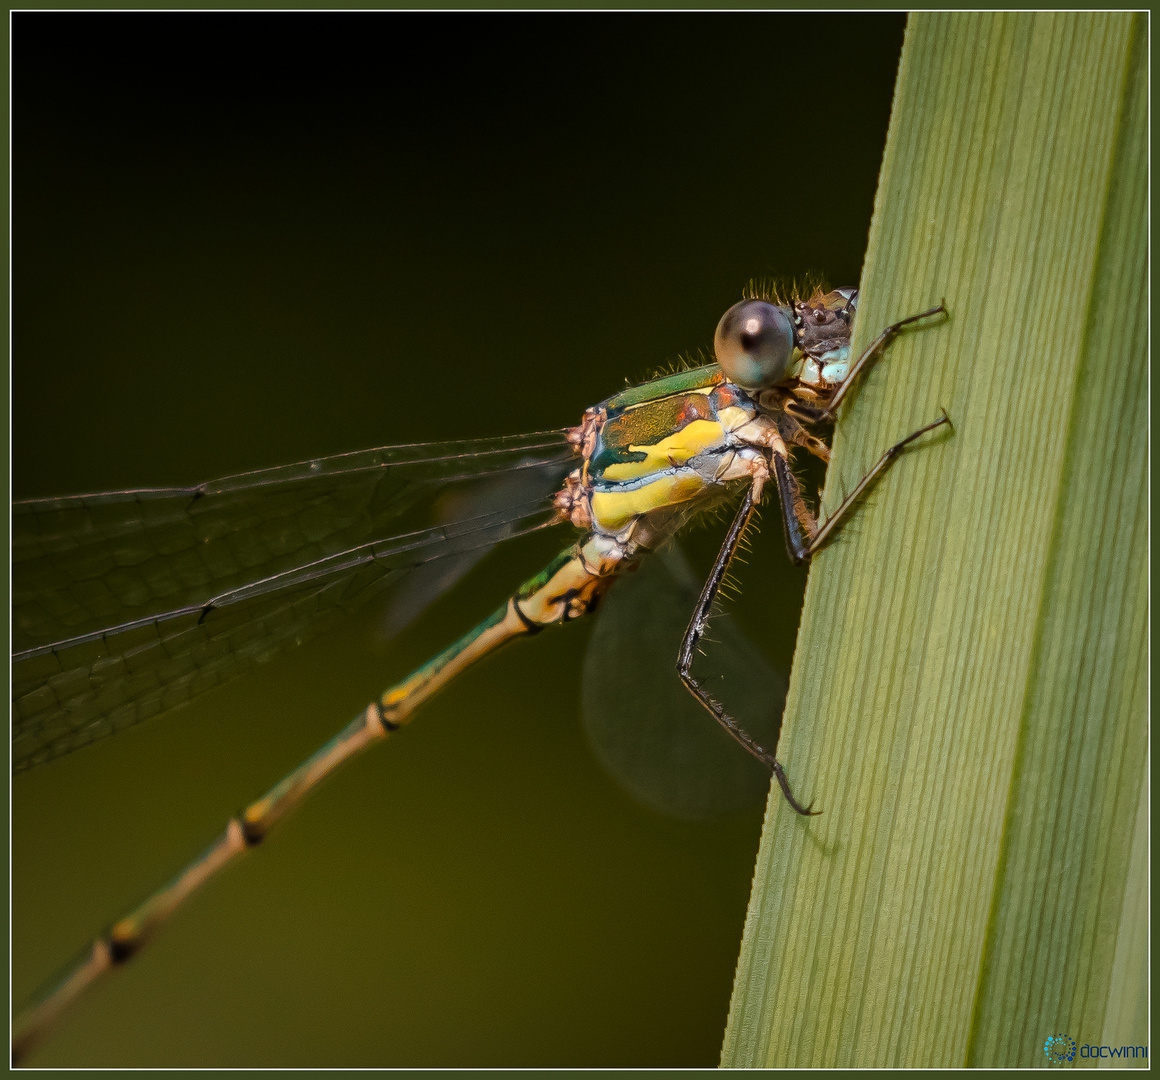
[{"xmin": 714, "ymin": 300, "xmax": 794, "ymax": 390}]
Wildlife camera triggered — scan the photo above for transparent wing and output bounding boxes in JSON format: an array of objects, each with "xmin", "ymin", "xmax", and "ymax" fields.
[
  {"xmin": 581, "ymin": 546, "xmax": 786, "ymax": 821},
  {"xmin": 375, "ymin": 466, "xmax": 564, "ymax": 641},
  {"xmin": 14, "ymin": 432, "xmax": 577, "ymax": 772}
]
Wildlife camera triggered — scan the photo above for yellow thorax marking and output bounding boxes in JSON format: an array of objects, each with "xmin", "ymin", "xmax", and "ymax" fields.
[
  {"xmin": 591, "ymin": 473, "xmax": 708, "ymax": 531},
  {"xmin": 601, "ymin": 418, "xmax": 727, "ymax": 482}
]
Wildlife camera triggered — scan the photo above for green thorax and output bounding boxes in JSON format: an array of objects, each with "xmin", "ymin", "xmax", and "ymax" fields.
[
  {"xmin": 589, "ymin": 363, "xmax": 759, "ymax": 486},
  {"xmin": 580, "ymin": 364, "xmax": 762, "ymax": 534},
  {"xmin": 599, "ymin": 363, "xmax": 724, "ymax": 411}
]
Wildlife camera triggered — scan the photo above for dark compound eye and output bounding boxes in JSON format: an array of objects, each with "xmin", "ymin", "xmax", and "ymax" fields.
[{"xmin": 713, "ymin": 300, "xmax": 794, "ymax": 390}]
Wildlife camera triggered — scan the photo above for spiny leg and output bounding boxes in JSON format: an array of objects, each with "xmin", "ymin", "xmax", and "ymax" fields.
[
  {"xmin": 823, "ymin": 301, "xmax": 948, "ymax": 420},
  {"xmin": 794, "ymin": 410, "xmax": 952, "ymax": 559},
  {"xmin": 676, "ymin": 479, "xmax": 817, "ymax": 817},
  {"xmin": 676, "ymin": 304, "xmax": 952, "ymax": 820},
  {"xmin": 771, "ymin": 448, "xmax": 825, "ymax": 567}
]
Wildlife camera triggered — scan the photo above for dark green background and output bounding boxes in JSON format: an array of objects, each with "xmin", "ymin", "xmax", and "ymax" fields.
[{"xmin": 13, "ymin": 13, "xmax": 906, "ymax": 1066}]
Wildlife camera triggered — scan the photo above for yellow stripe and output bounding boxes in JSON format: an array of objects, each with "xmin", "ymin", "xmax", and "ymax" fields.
[
  {"xmin": 591, "ymin": 473, "xmax": 708, "ymax": 531},
  {"xmin": 601, "ymin": 418, "xmax": 727, "ymax": 481}
]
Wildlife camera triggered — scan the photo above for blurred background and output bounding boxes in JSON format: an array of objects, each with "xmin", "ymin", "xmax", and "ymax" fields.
[{"xmin": 13, "ymin": 12, "xmax": 906, "ymax": 1066}]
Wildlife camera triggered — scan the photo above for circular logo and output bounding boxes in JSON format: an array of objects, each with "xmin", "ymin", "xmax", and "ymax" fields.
[{"xmin": 1044, "ymin": 1033, "xmax": 1076, "ymax": 1064}]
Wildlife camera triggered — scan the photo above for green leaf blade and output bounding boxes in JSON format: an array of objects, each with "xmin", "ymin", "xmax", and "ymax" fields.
[{"xmin": 722, "ymin": 12, "xmax": 1147, "ymax": 1069}]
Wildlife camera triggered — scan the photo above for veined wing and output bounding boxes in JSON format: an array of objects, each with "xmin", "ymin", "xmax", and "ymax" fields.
[{"xmin": 13, "ymin": 431, "xmax": 577, "ymax": 772}]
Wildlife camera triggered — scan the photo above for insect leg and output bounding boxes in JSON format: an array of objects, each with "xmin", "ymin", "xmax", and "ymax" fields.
[
  {"xmin": 676, "ymin": 479, "xmax": 817, "ymax": 817},
  {"xmin": 823, "ymin": 301, "xmax": 947, "ymax": 419},
  {"xmin": 774, "ymin": 411, "xmax": 953, "ymax": 566}
]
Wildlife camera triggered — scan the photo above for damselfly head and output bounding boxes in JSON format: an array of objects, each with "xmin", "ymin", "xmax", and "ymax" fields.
[{"xmin": 713, "ymin": 299, "xmax": 794, "ymax": 391}]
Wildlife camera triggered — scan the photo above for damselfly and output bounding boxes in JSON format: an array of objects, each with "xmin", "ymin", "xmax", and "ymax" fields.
[{"xmin": 12, "ymin": 288, "xmax": 949, "ymax": 1062}]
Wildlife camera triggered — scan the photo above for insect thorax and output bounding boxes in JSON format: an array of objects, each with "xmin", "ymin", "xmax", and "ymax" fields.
[{"xmin": 556, "ymin": 365, "xmax": 775, "ymax": 548}]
